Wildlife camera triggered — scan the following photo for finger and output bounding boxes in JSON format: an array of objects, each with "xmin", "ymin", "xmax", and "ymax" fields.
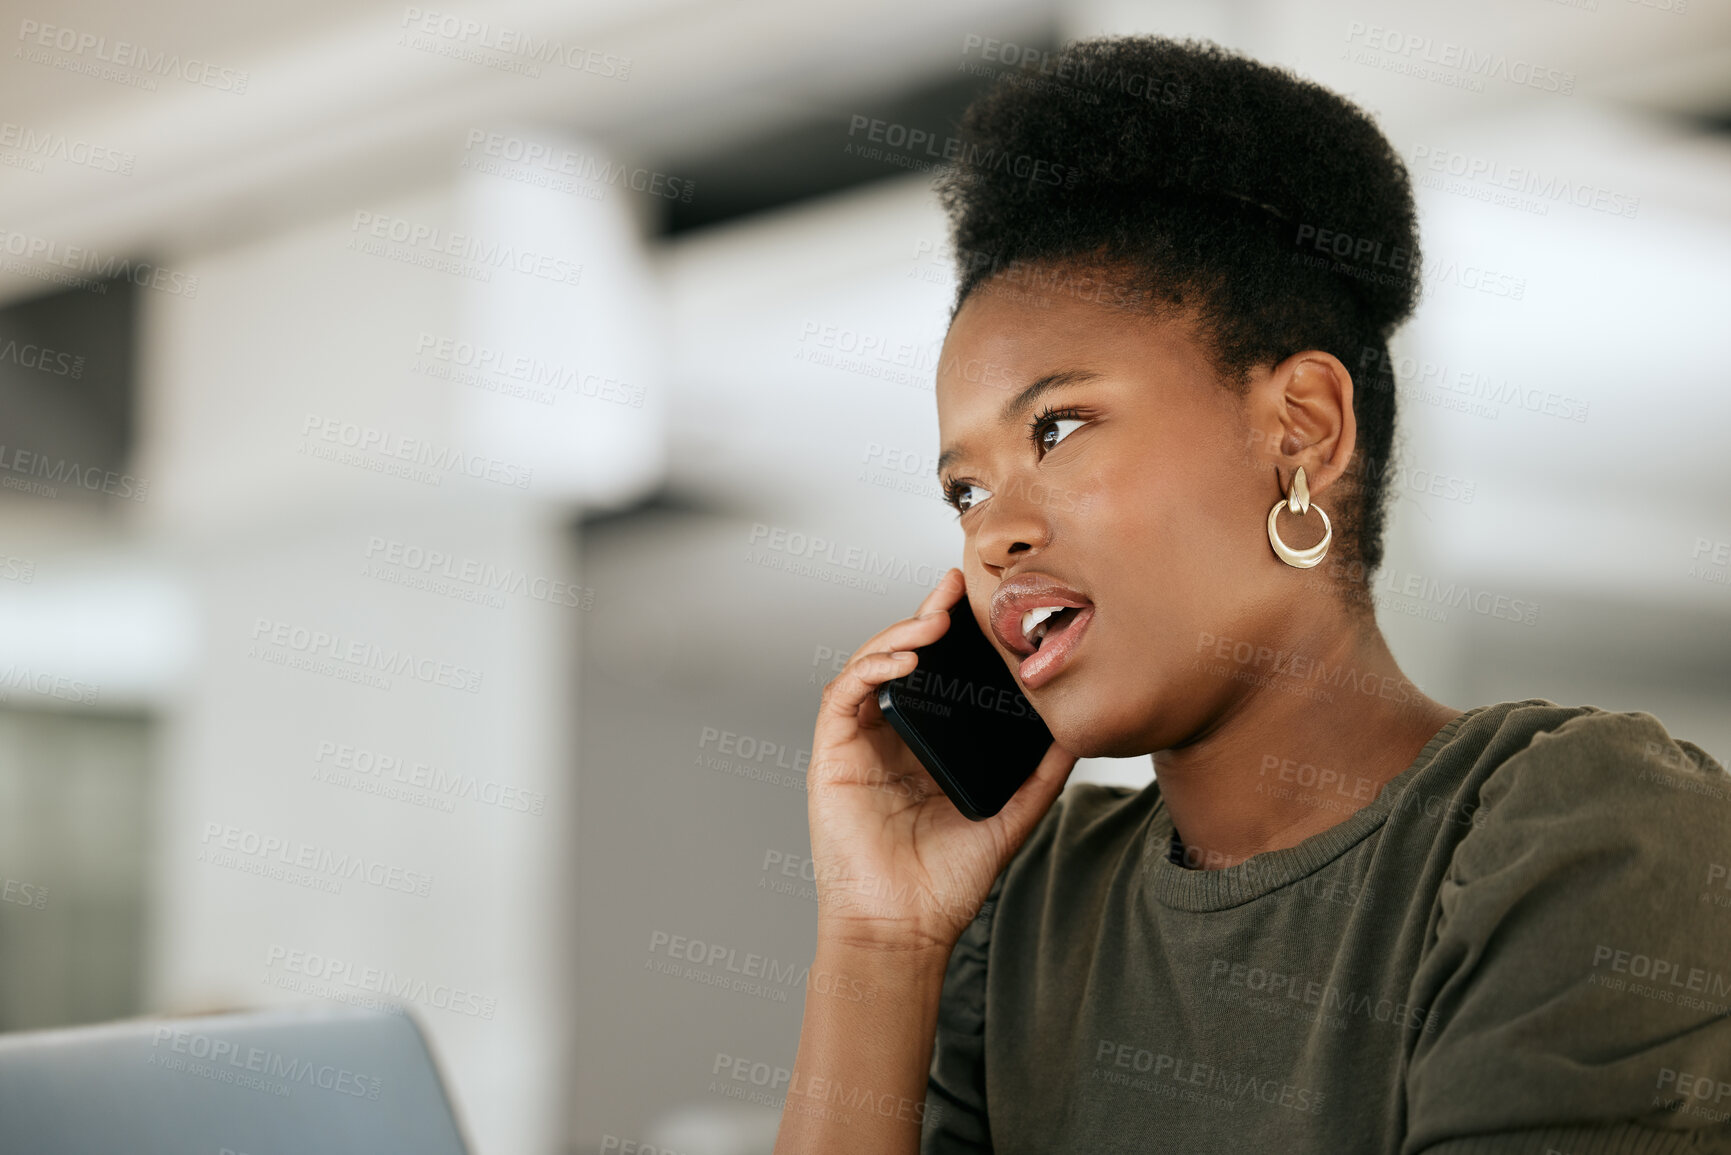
[
  {"xmin": 913, "ymin": 566, "xmax": 964, "ymax": 618},
  {"xmin": 986, "ymin": 740, "xmax": 1079, "ymax": 843},
  {"xmin": 814, "ymin": 649, "xmax": 920, "ymax": 738},
  {"xmin": 849, "ymin": 605, "xmax": 955, "ymax": 667}
]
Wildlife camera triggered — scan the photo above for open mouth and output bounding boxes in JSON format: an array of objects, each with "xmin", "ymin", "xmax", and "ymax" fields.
[
  {"xmin": 1022, "ymin": 605, "xmax": 1084, "ymax": 650},
  {"xmin": 1015, "ymin": 603, "xmax": 1094, "ymax": 690},
  {"xmin": 990, "ymin": 574, "xmax": 1095, "ymax": 690}
]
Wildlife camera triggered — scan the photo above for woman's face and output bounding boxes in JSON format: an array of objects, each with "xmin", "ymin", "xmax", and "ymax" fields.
[{"xmin": 934, "ymin": 279, "xmax": 1298, "ymax": 759}]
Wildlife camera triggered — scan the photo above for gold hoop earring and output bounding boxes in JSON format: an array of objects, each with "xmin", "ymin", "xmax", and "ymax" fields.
[{"xmin": 1266, "ymin": 465, "xmax": 1331, "ymax": 569}]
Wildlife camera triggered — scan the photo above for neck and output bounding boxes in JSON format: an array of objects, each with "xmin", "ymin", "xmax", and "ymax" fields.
[{"xmin": 1153, "ymin": 611, "xmax": 1459, "ymax": 871}]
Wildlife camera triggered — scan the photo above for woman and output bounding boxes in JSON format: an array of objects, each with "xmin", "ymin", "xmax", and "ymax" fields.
[{"xmin": 773, "ymin": 36, "xmax": 1731, "ymax": 1155}]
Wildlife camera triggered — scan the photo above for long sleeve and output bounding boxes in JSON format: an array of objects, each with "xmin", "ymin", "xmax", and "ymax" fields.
[
  {"xmin": 921, "ymin": 869, "xmax": 1006, "ymax": 1154},
  {"xmin": 1402, "ymin": 709, "xmax": 1731, "ymax": 1155}
]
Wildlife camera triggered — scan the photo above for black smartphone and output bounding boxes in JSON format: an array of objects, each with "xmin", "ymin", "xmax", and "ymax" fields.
[{"xmin": 876, "ymin": 594, "xmax": 1055, "ymax": 820}]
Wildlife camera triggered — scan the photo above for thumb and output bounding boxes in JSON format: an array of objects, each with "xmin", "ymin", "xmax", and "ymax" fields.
[{"xmin": 987, "ymin": 741, "xmax": 1079, "ymax": 847}]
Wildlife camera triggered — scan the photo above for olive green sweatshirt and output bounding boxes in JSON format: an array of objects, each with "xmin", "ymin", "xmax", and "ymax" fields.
[{"xmin": 921, "ymin": 700, "xmax": 1731, "ymax": 1154}]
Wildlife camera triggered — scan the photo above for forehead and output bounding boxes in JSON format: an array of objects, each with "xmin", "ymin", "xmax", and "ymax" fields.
[{"xmin": 933, "ymin": 282, "xmax": 1205, "ymax": 427}]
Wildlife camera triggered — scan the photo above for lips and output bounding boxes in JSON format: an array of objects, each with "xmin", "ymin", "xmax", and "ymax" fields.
[{"xmin": 989, "ymin": 573, "xmax": 1095, "ymax": 690}]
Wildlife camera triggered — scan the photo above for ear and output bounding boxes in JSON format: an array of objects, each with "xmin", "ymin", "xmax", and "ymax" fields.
[{"xmin": 1245, "ymin": 350, "xmax": 1357, "ymax": 499}]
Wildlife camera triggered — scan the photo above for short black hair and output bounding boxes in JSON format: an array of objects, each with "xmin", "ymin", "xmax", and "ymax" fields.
[{"xmin": 936, "ymin": 35, "xmax": 1421, "ymax": 581}]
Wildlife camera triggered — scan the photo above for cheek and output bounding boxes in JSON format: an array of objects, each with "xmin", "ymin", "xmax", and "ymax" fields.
[
  {"xmin": 1070, "ymin": 448, "xmax": 1272, "ymax": 652},
  {"xmin": 1083, "ymin": 451, "xmax": 1237, "ymax": 561}
]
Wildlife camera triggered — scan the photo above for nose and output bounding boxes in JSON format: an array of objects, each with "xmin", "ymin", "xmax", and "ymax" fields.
[{"xmin": 972, "ymin": 476, "xmax": 1052, "ymax": 576}]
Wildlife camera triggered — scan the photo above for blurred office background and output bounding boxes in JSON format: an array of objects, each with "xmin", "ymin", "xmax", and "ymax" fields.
[{"xmin": 0, "ymin": 0, "xmax": 1728, "ymax": 1152}]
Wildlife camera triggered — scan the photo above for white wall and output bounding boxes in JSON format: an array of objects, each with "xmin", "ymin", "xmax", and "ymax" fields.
[{"xmin": 129, "ymin": 145, "xmax": 663, "ymax": 1154}]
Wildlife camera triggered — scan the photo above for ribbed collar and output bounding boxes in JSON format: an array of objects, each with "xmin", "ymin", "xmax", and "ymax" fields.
[{"xmin": 1142, "ymin": 707, "xmax": 1481, "ymax": 912}]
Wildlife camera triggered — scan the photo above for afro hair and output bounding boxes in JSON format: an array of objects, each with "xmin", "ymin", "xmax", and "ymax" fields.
[{"xmin": 936, "ymin": 35, "xmax": 1423, "ymax": 581}]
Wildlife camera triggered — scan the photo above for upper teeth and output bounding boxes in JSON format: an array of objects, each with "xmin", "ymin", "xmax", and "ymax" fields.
[{"xmin": 1021, "ymin": 606, "xmax": 1071, "ymax": 644}]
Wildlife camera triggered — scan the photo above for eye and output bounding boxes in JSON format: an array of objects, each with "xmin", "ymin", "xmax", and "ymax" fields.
[
  {"xmin": 1031, "ymin": 407, "xmax": 1087, "ymax": 455},
  {"xmin": 942, "ymin": 480, "xmax": 993, "ymax": 516}
]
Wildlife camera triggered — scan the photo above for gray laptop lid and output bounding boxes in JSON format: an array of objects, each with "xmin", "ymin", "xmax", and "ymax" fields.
[{"xmin": 0, "ymin": 1004, "xmax": 470, "ymax": 1155}]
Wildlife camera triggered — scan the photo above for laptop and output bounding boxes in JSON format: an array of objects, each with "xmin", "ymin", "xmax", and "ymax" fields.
[{"xmin": 0, "ymin": 1004, "xmax": 470, "ymax": 1154}]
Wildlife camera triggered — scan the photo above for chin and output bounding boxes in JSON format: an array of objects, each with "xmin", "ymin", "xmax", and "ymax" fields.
[{"xmin": 1033, "ymin": 684, "xmax": 1150, "ymax": 761}]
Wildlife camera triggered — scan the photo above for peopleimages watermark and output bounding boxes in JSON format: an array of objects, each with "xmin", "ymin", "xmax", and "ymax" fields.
[
  {"xmin": 198, "ymin": 821, "xmax": 434, "ymax": 898},
  {"xmin": 863, "ymin": 439, "xmax": 1093, "ymax": 514},
  {"xmin": 1259, "ymin": 753, "xmax": 1384, "ymax": 813},
  {"xmin": 760, "ymin": 848, "xmax": 827, "ymax": 903},
  {"xmin": 148, "ymin": 1026, "xmax": 381, "ymax": 1101},
  {"xmin": 0, "ymin": 443, "xmax": 149, "ymax": 501},
  {"xmin": 1588, "ymin": 943, "xmax": 1731, "ymax": 1016},
  {"xmin": 756, "ymin": 848, "xmax": 986, "ymax": 925},
  {"xmin": 1093, "ymin": 1038, "xmax": 1327, "ymax": 1115},
  {"xmin": 600, "ymin": 1134, "xmax": 698, "ymax": 1155},
  {"xmin": 890, "ymin": 665, "xmax": 1041, "ymax": 723},
  {"xmin": 398, "ymin": 8, "xmax": 631, "ymax": 80},
  {"xmin": 0, "ymin": 663, "xmax": 100, "ymax": 706},
  {"xmin": 460, "ymin": 129, "xmax": 693, "ymax": 203},
  {"xmin": 1409, "ymin": 144, "xmax": 1640, "ymax": 221},
  {"xmin": 1368, "ymin": 566, "xmax": 1540, "ymax": 627},
  {"xmin": 908, "ymin": 235, "xmax": 1153, "ymax": 315},
  {"xmin": 1341, "ymin": 21, "xmax": 1576, "ymax": 96},
  {"xmin": 362, "ymin": 535, "xmax": 594, "ymax": 612},
  {"xmin": 1294, "ymin": 222, "xmax": 1415, "ymax": 277},
  {"xmin": 693, "ymin": 722, "xmax": 927, "ymax": 804},
  {"xmin": 347, "ymin": 211, "xmax": 582, "ymax": 288},
  {"xmin": 0, "ymin": 337, "xmax": 84, "ymax": 378},
  {"xmin": 0, "ymin": 119, "xmax": 134, "ymax": 175},
  {"xmin": 299, "ymin": 413, "xmax": 534, "ymax": 490},
  {"xmin": 956, "ymin": 34, "xmax": 1189, "ymax": 106},
  {"xmin": 710, "ymin": 1050, "xmax": 929, "ymax": 1127},
  {"xmin": 1420, "ymin": 256, "xmax": 1530, "ymax": 301},
  {"xmin": 1704, "ymin": 863, "xmax": 1731, "ymax": 912},
  {"xmin": 15, "ymin": 19, "xmax": 250, "ymax": 94},
  {"xmin": 1205, "ymin": 956, "xmax": 1438, "ymax": 1035},
  {"xmin": 1356, "ymin": 347, "xmax": 1589, "ymax": 424},
  {"xmin": 1240, "ymin": 430, "xmax": 1477, "ymax": 507},
  {"xmin": 746, "ymin": 523, "xmax": 941, "ymax": 589},
  {"xmin": 794, "ymin": 319, "xmax": 944, "ymax": 392},
  {"xmin": 247, "ymin": 616, "xmax": 485, "ymax": 695},
  {"xmin": 957, "ymin": 38, "xmax": 1101, "ymax": 107},
  {"xmin": 1191, "ymin": 632, "xmax": 1421, "ymax": 707},
  {"xmin": 845, "ymin": 114, "xmax": 1080, "ymax": 188},
  {"xmin": 410, "ymin": 331, "xmax": 645, "ymax": 409},
  {"xmin": 1655, "ymin": 1067, "xmax": 1731, "ymax": 1125},
  {"xmin": 1635, "ymin": 739, "xmax": 1729, "ymax": 805},
  {"xmin": 646, "ymin": 930, "xmax": 879, "ymax": 1007},
  {"xmin": 807, "ymin": 641, "xmax": 854, "ymax": 686},
  {"xmin": 263, "ymin": 943, "xmax": 498, "ymax": 1020},
  {"xmin": 1289, "ymin": 228, "xmax": 1528, "ymax": 304},
  {"xmin": 859, "ymin": 441, "xmax": 944, "ymax": 502},
  {"xmin": 313, "ymin": 738, "xmax": 547, "ymax": 816},
  {"xmin": 1, "ymin": 870, "xmax": 48, "ymax": 910},
  {"xmin": 696, "ymin": 724, "xmax": 811, "ymax": 788},
  {"xmin": 645, "ymin": 930, "xmax": 803, "ymax": 1005},
  {"xmin": 1689, "ymin": 537, "xmax": 1731, "ymax": 593},
  {"xmin": 0, "ymin": 228, "xmax": 199, "ymax": 297}
]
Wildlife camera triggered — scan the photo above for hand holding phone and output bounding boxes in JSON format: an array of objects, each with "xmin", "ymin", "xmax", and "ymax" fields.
[
  {"xmin": 803, "ymin": 568, "xmax": 1077, "ymax": 955},
  {"xmin": 876, "ymin": 592, "xmax": 1055, "ymax": 820}
]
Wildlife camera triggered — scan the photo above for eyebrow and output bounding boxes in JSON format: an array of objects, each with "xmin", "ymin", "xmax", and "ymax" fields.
[{"xmin": 935, "ymin": 369, "xmax": 1101, "ymax": 477}]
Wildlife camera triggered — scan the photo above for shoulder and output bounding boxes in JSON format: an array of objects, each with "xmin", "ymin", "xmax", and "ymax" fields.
[
  {"xmin": 1454, "ymin": 701, "xmax": 1729, "ymax": 868},
  {"xmin": 1426, "ymin": 699, "xmax": 1731, "ymax": 965},
  {"xmin": 1405, "ymin": 705, "xmax": 1731, "ymax": 1147}
]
